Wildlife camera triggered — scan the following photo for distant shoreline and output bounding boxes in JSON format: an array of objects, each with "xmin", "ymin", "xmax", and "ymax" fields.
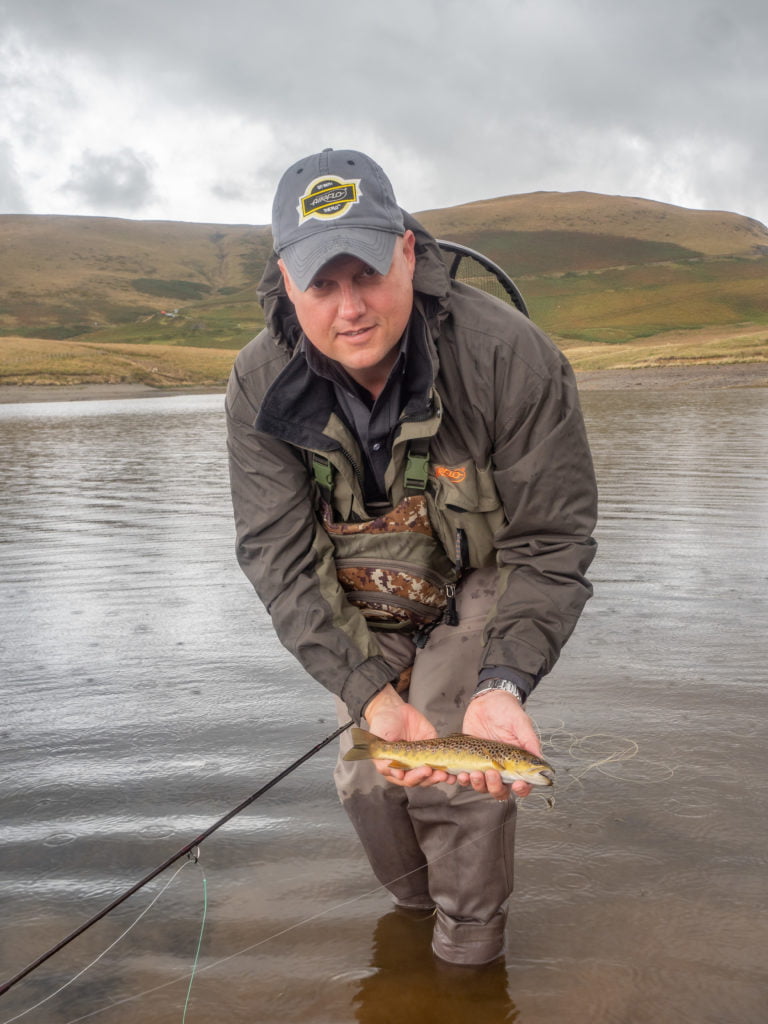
[
  {"xmin": 0, "ymin": 362, "xmax": 766, "ymax": 405},
  {"xmin": 0, "ymin": 383, "xmax": 226, "ymax": 405},
  {"xmin": 574, "ymin": 362, "xmax": 768, "ymax": 391}
]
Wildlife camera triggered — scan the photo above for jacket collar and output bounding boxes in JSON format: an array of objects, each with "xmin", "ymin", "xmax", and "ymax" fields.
[{"xmin": 255, "ymin": 305, "xmax": 438, "ymax": 451}]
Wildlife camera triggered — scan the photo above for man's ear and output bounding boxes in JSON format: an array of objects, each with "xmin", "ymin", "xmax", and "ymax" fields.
[
  {"xmin": 277, "ymin": 258, "xmax": 296, "ymax": 300},
  {"xmin": 401, "ymin": 230, "xmax": 416, "ymax": 277}
]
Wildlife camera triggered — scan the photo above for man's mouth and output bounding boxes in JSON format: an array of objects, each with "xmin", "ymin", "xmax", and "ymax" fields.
[{"xmin": 340, "ymin": 326, "xmax": 374, "ymax": 339}]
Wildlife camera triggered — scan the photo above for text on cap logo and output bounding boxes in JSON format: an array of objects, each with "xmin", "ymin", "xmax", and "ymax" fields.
[{"xmin": 297, "ymin": 175, "xmax": 362, "ymax": 224}]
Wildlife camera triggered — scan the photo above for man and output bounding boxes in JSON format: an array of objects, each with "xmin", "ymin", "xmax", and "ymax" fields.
[{"xmin": 226, "ymin": 148, "xmax": 597, "ymax": 966}]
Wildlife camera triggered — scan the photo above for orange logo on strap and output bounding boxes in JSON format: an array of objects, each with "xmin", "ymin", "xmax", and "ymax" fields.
[{"xmin": 435, "ymin": 465, "xmax": 467, "ymax": 483}]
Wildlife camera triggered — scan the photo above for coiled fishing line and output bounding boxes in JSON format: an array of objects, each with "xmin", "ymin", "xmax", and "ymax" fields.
[{"xmin": 531, "ymin": 718, "xmax": 679, "ymax": 803}]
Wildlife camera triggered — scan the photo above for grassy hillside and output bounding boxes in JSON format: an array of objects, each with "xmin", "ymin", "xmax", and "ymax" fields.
[
  {"xmin": 417, "ymin": 192, "xmax": 768, "ymax": 347},
  {"xmin": 0, "ymin": 215, "xmax": 271, "ymax": 345},
  {"xmin": 1, "ymin": 192, "xmax": 767, "ymax": 388},
  {"xmin": 416, "ymin": 191, "xmax": 768, "ymax": 256}
]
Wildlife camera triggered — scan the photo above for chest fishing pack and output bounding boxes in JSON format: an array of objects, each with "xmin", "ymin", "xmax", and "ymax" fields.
[{"xmin": 313, "ymin": 439, "xmax": 466, "ymax": 642}]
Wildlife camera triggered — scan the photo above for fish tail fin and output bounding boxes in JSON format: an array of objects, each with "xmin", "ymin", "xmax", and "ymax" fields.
[{"xmin": 342, "ymin": 727, "xmax": 376, "ymax": 762}]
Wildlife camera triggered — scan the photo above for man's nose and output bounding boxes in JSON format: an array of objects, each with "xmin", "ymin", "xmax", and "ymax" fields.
[{"xmin": 337, "ymin": 282, "xmax": 365, "ymax": 319}]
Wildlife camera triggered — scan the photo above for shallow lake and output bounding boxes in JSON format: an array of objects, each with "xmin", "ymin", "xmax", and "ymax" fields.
[{"xmin": 1, "ymin": 386, "xmax": 766, "ymax": 1024}]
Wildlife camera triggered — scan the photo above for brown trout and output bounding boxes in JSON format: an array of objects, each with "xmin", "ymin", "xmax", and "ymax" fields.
[{"xmin": 343, "ymin": 728, "xmax": 555, "ymax": 786}]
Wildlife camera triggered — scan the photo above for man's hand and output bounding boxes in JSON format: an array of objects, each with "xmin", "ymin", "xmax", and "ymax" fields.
[
  {"xmin": 363, "ymin": 684, "xmax": 456, "ymax": 788},
  {"xmin": 460, "ymin": 691, "xmax": 543, "ymax": 800}
]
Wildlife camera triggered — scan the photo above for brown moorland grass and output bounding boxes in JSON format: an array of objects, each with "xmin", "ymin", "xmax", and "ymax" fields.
[
  {"xmin": 0, "ymin": 337, "xmax": 236, "ymax": 387},
  {"xmin": 3, "ymin": 325, "xmax": 766, "ymax": 391},
  {"xmin": 558, "ymin": 323, "xmax": 768, "ymax": 370}
]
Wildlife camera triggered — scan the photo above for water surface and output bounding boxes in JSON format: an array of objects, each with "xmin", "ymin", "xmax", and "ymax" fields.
[{"xmin": 1, "ymin": 389, "xmax": 766, "ymax": 1023}]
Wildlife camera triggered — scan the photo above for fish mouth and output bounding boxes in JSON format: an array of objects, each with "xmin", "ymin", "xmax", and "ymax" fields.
[{"xmin": 535, "ymin": 770, "xmax": 555, "ymax": 786}]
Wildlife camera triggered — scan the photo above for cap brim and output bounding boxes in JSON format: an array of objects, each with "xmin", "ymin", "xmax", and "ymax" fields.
[{"xmin": 279, "ymin": 227, "xmax": 399, "ymax": 292}]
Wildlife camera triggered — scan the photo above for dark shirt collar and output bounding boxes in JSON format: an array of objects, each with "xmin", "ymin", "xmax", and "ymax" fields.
[{"xmin": 302, "ymin": 325, "xmax": 411, "ymax": 409}]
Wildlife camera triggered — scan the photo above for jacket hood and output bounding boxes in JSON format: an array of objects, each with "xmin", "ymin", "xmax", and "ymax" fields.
[{"xmin": 256, "ymin": 211, "xmax": 452, "ymax": 351}]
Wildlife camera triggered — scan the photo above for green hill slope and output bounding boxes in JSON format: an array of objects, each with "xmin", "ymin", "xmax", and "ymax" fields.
[
  {"xmin": 417, "ymin": 192, "xmax": 768, "ymax": 345},
  {"xmin": 0, "ymin": 215, "xmax": 272, "ymax": 346}
]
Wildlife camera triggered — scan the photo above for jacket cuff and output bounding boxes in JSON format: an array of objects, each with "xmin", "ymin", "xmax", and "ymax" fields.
[
  {"xmin": 339, "ymin": 657, "xmax": 398, "ymax": 725},
  {"xmin": 477, "ymin": 665, "xmax": 535, "ymax": 701}
]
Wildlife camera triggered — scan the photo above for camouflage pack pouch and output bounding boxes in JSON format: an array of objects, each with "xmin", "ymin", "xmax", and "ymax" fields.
[{"xmin": 321, "ymin": 494, "xmax": 457, "ymax": 632}]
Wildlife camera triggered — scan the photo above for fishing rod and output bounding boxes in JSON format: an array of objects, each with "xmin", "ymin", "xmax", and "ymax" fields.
[{"xmin": 0, "ymin": 719, "xmax": 353, "ymax": 999}]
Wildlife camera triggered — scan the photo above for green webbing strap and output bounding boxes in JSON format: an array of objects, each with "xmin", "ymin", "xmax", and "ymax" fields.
[
  {"xmin": 403, "ymin": 437, "xmax": 430, "ymax": 493},
  {"xmin": 311, "ymin": 453, "xmax": 335, "ymax": 499},
  {"xmin": 313, "ymin": 442, "xmax": 429, "ymax": 497}
]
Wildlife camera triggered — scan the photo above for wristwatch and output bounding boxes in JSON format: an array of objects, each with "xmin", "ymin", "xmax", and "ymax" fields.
[{"xmin": 472, "ymin": 678, "xmax": 525, "ymax": 704}]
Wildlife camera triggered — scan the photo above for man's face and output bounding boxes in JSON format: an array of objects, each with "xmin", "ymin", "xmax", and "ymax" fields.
[{"xmin": 279, "ymin": 230, "xmax": 416, "ymax": 393}]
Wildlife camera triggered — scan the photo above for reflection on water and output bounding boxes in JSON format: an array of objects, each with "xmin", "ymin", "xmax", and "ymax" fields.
[{"xmin": 1, "ymin": 389, "xmax": 767, "ymax": 1024}]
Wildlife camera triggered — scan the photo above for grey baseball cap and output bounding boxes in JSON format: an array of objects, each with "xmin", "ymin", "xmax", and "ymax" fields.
[{"xmin": 272, "ymin": 148, "xmax": 405, "ymax": 291}]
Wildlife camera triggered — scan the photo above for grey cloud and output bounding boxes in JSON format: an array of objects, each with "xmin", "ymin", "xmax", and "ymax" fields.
[
  {"xmin": 210, "ymin": 181, "xmax": 248, "ymax": 202},
  {"xmin": 2, "ymin": 0, "xmax": 767, "ymax": 223},
  {"xmin": 0, "ymin": 140, "xmax": 29, "ymax": 212},
  {"xmin": 62, "ymin": 148, "xmax": 156, "ymax": 212}
]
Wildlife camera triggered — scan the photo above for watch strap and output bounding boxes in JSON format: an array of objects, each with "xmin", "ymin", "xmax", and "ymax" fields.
[{"xmin": 472, "ymin": 677, "xmax": 525, "ymax": 703}]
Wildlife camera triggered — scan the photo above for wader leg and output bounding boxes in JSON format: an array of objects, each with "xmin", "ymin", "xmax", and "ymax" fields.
[
  {"xmin": 333, "ymin": 632, "xmax": 433, "ymax": 909},
  {"xmin": 406, "ymin": 568, "xmax": 516, "ymax": 964},
  {"xmin": 334, "ymin": 569, "xmax": 517, "ymax": 963}
]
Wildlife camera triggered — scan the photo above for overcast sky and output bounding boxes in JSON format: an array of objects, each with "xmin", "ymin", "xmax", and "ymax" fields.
[{"xmin": 2, "ymin": 0, "xmax": 767, "ymax": 230}]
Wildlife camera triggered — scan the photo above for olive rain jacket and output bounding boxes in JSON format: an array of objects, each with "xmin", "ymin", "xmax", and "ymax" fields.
[{"xmin": 226, "ymin": 214, "xmax": 598, "ymax": 722}]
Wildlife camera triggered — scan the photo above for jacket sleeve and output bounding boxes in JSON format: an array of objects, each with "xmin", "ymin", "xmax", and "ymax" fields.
[
  {"xmin": 225, "ymin": 351, "xmax": 396, "ymax": 722},
  {"xmin": 482, "ymin": 326, "xmax": 598, "ymax": 689}
]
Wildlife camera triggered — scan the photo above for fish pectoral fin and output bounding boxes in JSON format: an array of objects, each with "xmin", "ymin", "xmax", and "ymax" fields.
[{"xmin": 490, "ymin": 760, "xmax": 505, "ymax": 772}]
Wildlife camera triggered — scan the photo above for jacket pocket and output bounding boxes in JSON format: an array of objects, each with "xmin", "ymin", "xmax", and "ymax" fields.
[
  {"xmin": 335, "ymin": 557, "xmax": 451, "ymax": 631},
  {"xmin": 429, "ymin": 461, "xmax": 504, "ymax": 568},
  {"xmin": 433, "ymin": 460, "xmax": 501, "ymax": 513}
]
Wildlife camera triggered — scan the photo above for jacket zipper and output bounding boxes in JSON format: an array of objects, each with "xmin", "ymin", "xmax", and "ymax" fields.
[{"xmin": 344, "ymin": 590, "xmax": 444, "ymax": 621}]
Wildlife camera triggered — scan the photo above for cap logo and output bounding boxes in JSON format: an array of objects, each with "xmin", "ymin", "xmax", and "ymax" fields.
[{"xmin": 297, "ymin": 175, "xmax": 362, "ymax": 224}]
